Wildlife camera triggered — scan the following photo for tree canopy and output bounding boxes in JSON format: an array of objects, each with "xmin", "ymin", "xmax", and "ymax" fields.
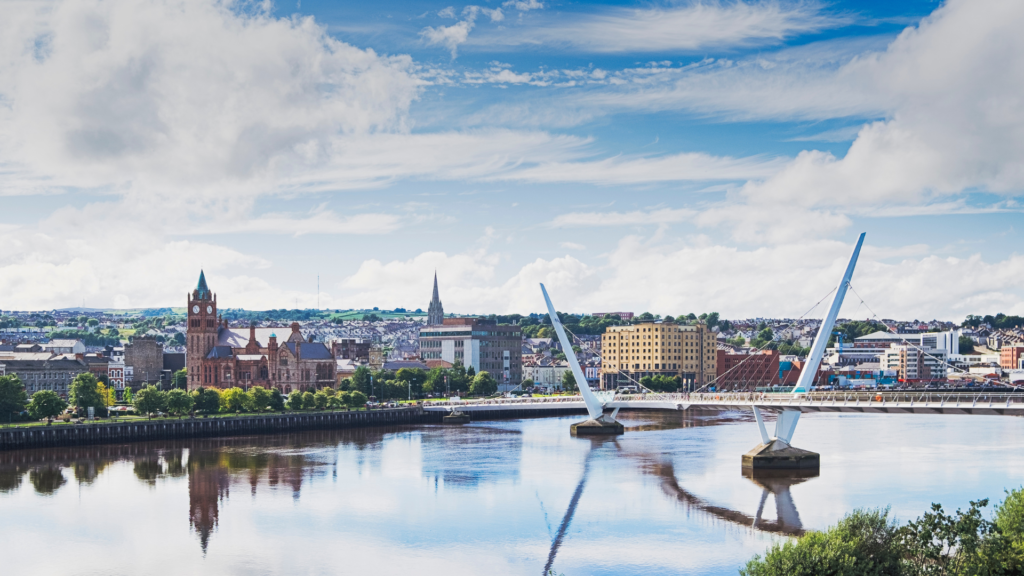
[
  {"xmin": 28, "ymin": 391, "xmax": 66, "ymax": 421},
  {"xmin": 69, "ymin": 373, "xmax": 104, "ymax": 412},
  {"xmin": 0, "ymin": 375, "xmax": 28, "ymax": 421}
]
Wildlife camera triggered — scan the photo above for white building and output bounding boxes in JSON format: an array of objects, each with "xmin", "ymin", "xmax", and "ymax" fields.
[
  {"xmin": 108, "ymin": 360, "xmax": 126, "ymax": 390},
  {"xmin": 43, "ymin": 339, "xmax": 86, "ymax": 356},
  {"xmin": 523, "ymin": 361, "xmax": 570, "ymax": 388},
  {"xmin": 881, "ymin": 346, "xmax": 948, "ymax": 381}
]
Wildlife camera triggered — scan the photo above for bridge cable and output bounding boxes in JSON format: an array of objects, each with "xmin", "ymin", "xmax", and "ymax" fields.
[
  {"xmin": 846, "ymin": 283, "xmax": 1015, "ymax": 391},
  {"xmin": 692, "ymin": 285, "xmax": 839, "ymax": 394}
]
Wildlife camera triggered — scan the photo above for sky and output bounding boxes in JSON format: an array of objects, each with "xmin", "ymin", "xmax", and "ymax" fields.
[{"xmin": 0, "ymin": 0, "xmax": 1022, "ymax": 320}]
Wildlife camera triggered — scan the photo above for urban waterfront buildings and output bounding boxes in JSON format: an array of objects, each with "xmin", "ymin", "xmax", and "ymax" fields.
[
  {"xmin": 185, "ymin": 271, "xmax": 336, "ymax": 392},
  {"xmin": 418, "ymin": 275, "xmax": 522, "ymax": 386},
  {"xmin": 419, "ymin": 318, "xmax": 522, "ymax": 386},
  {"xmin": 599, "ymin": 321, "xmax": 716, "ymax": 390}
]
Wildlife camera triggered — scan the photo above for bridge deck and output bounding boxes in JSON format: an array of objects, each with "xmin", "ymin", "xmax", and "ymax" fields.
[{"xmin": 422, "ymin": 391, "xmax": 1024, "ymax": 417}]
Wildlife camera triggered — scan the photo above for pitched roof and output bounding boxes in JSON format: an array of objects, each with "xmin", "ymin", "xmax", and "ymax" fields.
[
  {"xmin": 206, "ymin": 346, "xmax": 233, "ymax": 359},
  {"xmin": 196, "ymin": 270, "xmax": 211, "ymax": 300},
  {"xmin": 216, "ymin": 328, "xmax": 280, "ymax": 348},
  {"xmin": 285, "ymin": 341, "xmax": 332, "ymax": 360}
]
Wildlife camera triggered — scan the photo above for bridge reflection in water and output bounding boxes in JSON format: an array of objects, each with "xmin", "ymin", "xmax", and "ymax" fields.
[
  {"xmin": 0, "ymin": 414, "xmax": 817, "ymax": 566},
  {"xmin": 540, "ymin": 418, "xmax": 817, "ymax": 574}
]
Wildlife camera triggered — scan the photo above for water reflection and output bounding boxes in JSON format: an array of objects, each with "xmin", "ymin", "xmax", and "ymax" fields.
[
  {"xmin": 744, "ymin": 469, "xmax": 817, "ymax": 534},
  {"xmin": 543, "ymin": 436, "xmax": 618, "ymax": 575},
  {"xmin": 6, "ymin": 412, "xmax": 1012, "ymax": 576}
]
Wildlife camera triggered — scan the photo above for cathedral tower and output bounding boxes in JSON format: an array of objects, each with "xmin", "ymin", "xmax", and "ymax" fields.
[
  {"xmin": 427, "ymin": 272, "xmax": 444, "ymax": 326},
  {"xmin": 187, "ymin": 270, "xmax": 218, "ymax": 389}
]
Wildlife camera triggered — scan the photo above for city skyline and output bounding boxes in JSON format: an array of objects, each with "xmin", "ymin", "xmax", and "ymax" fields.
[{"xmin": 1, "ymin": 0, "xmax": 1022, "ymax": 321}]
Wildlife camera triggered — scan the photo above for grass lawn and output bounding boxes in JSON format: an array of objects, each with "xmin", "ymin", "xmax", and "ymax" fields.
[{"xmin": 2, "ymin": 407, "xmax": 386, "ymax": 429}]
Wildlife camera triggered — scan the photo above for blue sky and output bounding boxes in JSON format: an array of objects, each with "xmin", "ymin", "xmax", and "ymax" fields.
[{"xmin": 0, "ymin": 0, "xmax": 1022, "ymax": 319}]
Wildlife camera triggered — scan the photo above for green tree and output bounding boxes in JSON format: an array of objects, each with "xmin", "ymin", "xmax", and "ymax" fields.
[
  {"xmin": 705, "ymin": 312, "xmax": 720, "ymax": 329},
  {"xmin": 352, "ymin": 366, "xmax": 372, "ymax": 395},
  {"xmin": 192, "ymin": 387, "xmax": 220, "ymax": 414},
  {"xmin": 269, "ymin": 388, "xmax": 285, "ymax": 411},
  {"xmin": 395, "ymin": 368, "xmax": 426, "ymax": 397},
  {"xmin": 69, "ymin": 373, "xmax": 104, "ymax": 414},
  {"xmin": 561, "ymin": 370, "xmax": 577, "ymax": 392},
  {"xmin": 220, "ymin": 387, "xmax": 247, "ymax": 412},
  {"xmin": 165, "ymin": 389, "xmax": 194, "ymax": 418},
  {"xmin": 248, "ymin": 386, "xmax": 270, "ymax": 412},
  {"xmin": 898, "ymin": 499, "xmax": 999, "ymax": 576},
  {"xmin": 0, "ymin": 375, "xmax": 28, "ymax": 422},
  {"xmin": 123, "ymin": 387, "xmax": 134, "ymax": 404},
  {"xmin": 959, "ymin": 335, "xmax": 976, "ymax": 354},
  {"xmin": 742, "ymin": 508, "xmax": 902, "ymax": 576},
  {"xmin": 173, "ymin": 368, "xmax": 188, "ymax": 389},
  {"xmin": 86, "ymin": 318, "xmax": 99, "ymax": 327},
  {"xmin": 28, "ymin": 391, "xmax": 67, "ymax": 422},
  {"xmin": 636, "ymin": 312, "xmax": 655, "ymax": 322},
  {"xmin": 313, "ymin": 389, "xmax": 330, "ymax": 409},
  {"xmin": 348, "ymin": 390, "xmax": 368, "ymax": 408},
  {"xmin": 301, "ymin": 391, "xmax": 315, "ymax": 410},
  {"xmin": 521, "ymin": 378, "xmax": 535, "ymax": 389},
  {"xmin": 133, "ymin": 385, "xmax": 167, "ymax": 419},
  {"xmin": 286, "ymin": 391, "xmax": 303, "ymax": 410},
  {"xmin": 451, "ymin": 362, "xmax": 471, "ymax": 393},
  {"xmin": 470, "ymin": 371, "xmax": 498, "ymax": 396}
]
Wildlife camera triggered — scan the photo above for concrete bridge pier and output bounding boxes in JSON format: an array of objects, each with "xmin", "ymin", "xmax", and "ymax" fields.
[
  {"xmin": 742, "ymin": 407, "xmax": 819, "ymax": 471},
  {"xmin": 570, "ymin": 408, "xmax": 624, "ymax": 436}
]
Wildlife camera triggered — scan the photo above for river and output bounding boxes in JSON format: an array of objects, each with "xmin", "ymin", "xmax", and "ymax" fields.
[{"xmin": 3, "ymin": 410, "xmax": 1023, "ymax": 575}]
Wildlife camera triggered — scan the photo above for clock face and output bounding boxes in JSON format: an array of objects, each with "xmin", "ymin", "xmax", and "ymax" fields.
[
  {"xmin": 206, "ymin": 305, "xmax": 213, "ymax": 314},
  {"xmin": 192, "ymin": 305, "xmax": 199, "ymax": 314}
]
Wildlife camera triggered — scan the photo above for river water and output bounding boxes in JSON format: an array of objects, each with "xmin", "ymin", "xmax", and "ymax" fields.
[{"xmin": 3, "ymin": 410, "xmax": 1023, "ymax": 575}]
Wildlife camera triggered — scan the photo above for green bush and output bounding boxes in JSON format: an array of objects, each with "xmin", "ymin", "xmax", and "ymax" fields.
[{"xmin": 744, "ymin": 490, "xmax": 1024, "ymax": 576}]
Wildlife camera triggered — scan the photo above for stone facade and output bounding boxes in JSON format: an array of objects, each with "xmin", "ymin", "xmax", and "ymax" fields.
[
  {"xmin": 600, "ymin": 322, "xmax": 717, "ymax": 390},
  {"xmin": 186, "ymin": 271, "xmax": 335, "ymax": 393},
  {"xmin": 125, "ymin": 336, "xmax": 163, "ymax": 386}
]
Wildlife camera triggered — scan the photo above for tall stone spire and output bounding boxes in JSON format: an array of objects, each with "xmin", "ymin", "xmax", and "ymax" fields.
[{"xmin": 427, "ymin": 271, "xmax": 444, "ymax": 326}]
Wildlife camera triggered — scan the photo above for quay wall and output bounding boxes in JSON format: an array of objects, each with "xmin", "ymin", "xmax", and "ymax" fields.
[
  {"xmin": 0, "ymin": 409, "xmax": 442, "ymax": 451},
  {"xmin": 460, "ymin": 407, "xmax": 588, "ymax": 420}
]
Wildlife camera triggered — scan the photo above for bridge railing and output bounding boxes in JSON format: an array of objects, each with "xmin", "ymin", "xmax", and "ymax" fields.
[
  {"xmin": 424, "ymin": 395, "xmax": 588, "ymax": 408},
  {"xmin": 688, "ymin": 391, "xmax": 1024, "ymax": 408}
]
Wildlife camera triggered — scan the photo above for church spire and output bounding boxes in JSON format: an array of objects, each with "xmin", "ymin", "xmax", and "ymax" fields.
[
  {"xmin": 195, "ymin": 270, "xmax": 211, "ymax": 300},
  {"xmin": 427, "ymin": 271, "xmax": 444, "ymax": 326}
]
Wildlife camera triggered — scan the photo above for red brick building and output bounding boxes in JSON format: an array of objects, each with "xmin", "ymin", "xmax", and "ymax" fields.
[
  {"xmin": 716, "ymin": 349, "xmax": 780, "ymax": 390},
  {"xmin": 186, "ymin": 271, "xmax": 335, "ymax": 393}
]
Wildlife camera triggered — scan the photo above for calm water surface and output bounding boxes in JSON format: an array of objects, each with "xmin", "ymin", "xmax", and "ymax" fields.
[{"xmin": 3, "ymin": 410, "xmax": 1024, "ymax": 575}]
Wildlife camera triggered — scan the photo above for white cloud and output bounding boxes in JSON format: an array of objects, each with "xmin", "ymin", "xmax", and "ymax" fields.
[
  {"xmin": 551, "ymin": 208, "xmax": 696, "ymax": 227},
  {"xmin": 474, "ymin": 1, "xmax": 846, "ymax": 52},
  {"xmin": 337, "ymin": 236, "xmax": 1024, "ymax": 319},
  {"xmin": 420, "ymin": 5, "xmax": 502, "ymax": 57},
  {"xmin": 420, "ymin": 19, "xmax": 475, "ymax": 58},
  {"xmin": 503, "ymin": 0, "xmax": 543, "ymax": 12},
  {"xmin": 490, "ymin": 151, "xmax": 784, "ymax": 184}
]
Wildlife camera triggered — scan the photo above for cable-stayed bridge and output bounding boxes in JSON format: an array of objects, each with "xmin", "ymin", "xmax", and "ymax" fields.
[{"xmin": 431, "ymin": 231, "xmax": 1023, "ymax": 471}]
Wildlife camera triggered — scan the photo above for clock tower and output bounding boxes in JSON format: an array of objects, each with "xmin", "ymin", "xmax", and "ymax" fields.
[{"xmin": 186, "ymin": 270, "xmax": 218, "ymax": 389}]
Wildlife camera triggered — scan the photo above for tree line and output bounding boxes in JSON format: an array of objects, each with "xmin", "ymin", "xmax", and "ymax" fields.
[{"xmin": 341, "ymin": 363, "xmax": 500, "ymax": 399}]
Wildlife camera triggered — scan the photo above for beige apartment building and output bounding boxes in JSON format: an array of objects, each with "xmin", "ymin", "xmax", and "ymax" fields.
[{"xmin": 599, "ymin": 322, "xmax": 717, "ymax": 391}]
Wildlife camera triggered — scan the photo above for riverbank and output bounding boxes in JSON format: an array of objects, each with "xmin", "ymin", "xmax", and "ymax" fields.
[{"xmin": 0, "ymin": 407, "xmax": 440, "ymax": 451}]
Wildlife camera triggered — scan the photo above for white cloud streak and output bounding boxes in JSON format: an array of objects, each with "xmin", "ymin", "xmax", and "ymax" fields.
[{"xmin": 472, "ymin": 1, "xmax": 847, "ymax": 53}]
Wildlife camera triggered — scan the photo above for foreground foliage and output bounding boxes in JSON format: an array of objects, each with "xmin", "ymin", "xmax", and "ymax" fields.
[{"xmin": 742, "ymin": 488, "xmax": 1024, "ymax": 576}]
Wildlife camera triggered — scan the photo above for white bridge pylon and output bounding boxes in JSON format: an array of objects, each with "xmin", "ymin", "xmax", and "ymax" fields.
[
  {"xmin": 751, "ymin": 231, "xmax": 865, "ymax": 448},
  {"xmin": 540, "ymin": 283, "xmax": 605, "ymax": 420}
]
